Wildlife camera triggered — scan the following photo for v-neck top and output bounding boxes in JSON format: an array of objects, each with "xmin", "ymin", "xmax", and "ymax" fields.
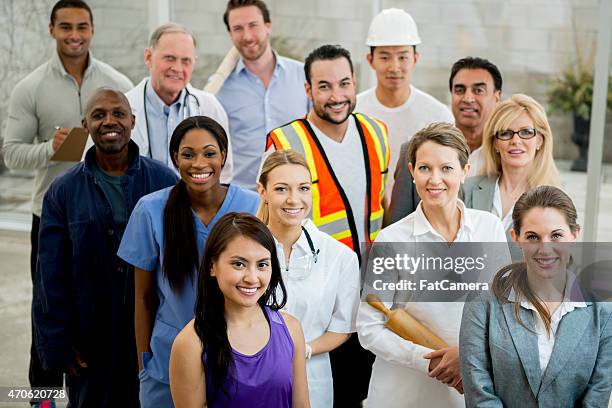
[{"xmin": 118, "ymin": 183, "xmax": 259, "ymax": 383}]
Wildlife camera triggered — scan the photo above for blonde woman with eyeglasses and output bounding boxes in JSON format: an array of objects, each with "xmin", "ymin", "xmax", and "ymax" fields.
[
  {"xmin": 462, "ymin": 94, "xmax": 560, "ymax": 236},
  {"xmin": 257, "ymin": 149, "xmax": 361, "ymax": 407}
]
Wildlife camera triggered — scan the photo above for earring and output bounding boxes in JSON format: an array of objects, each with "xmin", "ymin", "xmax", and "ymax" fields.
[
  {"xmin": 495, "ymin": 150, "xmax": 499, "ymax": 154},
  {"xmin": 536, "ymin": 146, "xmax": 540, "ymax": 151},
  {"xmin": 412, "ymin": 179, "xmax": 416, "ymax": 184}
]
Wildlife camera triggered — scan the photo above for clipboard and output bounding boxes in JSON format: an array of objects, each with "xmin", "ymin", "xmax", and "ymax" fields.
[{"xmin": 50, "ymin": 128, "xmax": 89, "ymax": 161}]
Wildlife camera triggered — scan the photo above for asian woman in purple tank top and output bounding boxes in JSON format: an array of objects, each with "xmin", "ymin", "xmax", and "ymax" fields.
[{"xmin": 169, "ymin": 212, "xmax": 310, "ymax": 407}]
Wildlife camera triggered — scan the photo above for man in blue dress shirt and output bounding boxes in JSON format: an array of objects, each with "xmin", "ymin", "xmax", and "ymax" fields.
[{"xmin": 217, "ymin": 0, "xmax": 310, "ymax": 190}]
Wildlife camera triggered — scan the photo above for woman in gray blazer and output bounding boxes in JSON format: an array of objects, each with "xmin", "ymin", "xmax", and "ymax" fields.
[
  {"xmin": 462, "ymin": 94, "xmax": 560, "ymax": 234},
  {"xmin": 460, "ymin": 186, "xmax": 612, "ymax": 408}
]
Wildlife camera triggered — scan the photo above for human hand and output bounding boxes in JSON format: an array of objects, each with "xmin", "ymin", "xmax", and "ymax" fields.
[
  {"xmin": 52, "ymin": 127, "xmax": 70, "ymax": 152},
  {"xmin": 66, "ymin": 351, "xmax": 87, "ymax": 377},
  {"xmin": 424, "ymin": 346, "xmax": 461, "ymax": 386}
]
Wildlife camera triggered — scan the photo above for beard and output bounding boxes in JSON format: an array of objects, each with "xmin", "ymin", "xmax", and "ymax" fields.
[
  {"xmin": 96, "ymin": 141, "xmax": 129, "ymax": 155},
  {"xmin": 312, "ymin": 99, "xmax": 356, "ymax": 125},
  {"xmin": 238, "ymin": 39, "xmax": 268, "ymax": 62},
  {"xmin": 94, "ymin": 130, "xmax": 129, "ymax": 155}
]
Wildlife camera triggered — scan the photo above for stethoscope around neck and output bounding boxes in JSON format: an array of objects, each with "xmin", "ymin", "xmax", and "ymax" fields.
[
  {"xmin": 282, "ymin": 225, "xmax": 320, "ymax": 280},
  {"xmin": 301, "ymin": 225, "xmax": 320, "ymax": 264},
  {"xmin": 142, "ymin": 79, "xmax": 202, "ymax": 158}
]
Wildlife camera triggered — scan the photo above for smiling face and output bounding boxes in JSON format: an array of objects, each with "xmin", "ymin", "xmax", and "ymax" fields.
[
  {"xmin": 145, "ymin": 32, "xmax": 196, "ymax": 105},
  {"xmin": 409, "ymin": 141, "xmax": 469, "ymax": 211},
  {"xmin": 258, "ymin": 164, "xmax": 312, "ymax": 229},
  {"xmin": 494, "ymin": 112, "xmax": 543, "ymax": 171},
  {"xmin": 451, "ymin": 68, "xmax": 500, "ymax": 140},
  {"xmin": 83, "ymin": 90, "xmax": 134, "ymax": 155},
  {"xmin": 227, "ymin": 5, "xmax": 272, "ymax": 62},
  {"xmin": 174, "ymin": 128, "xmax": 225, "ymax": 194},
  {"xmin": 367, "ymin": 45, "xmax": 418, "ymax": 92},
  {"xmin": 306, "ymin": 58, "xmax": 356, "ymax": 125},
  {"xmin": 211, "ymin": 234, "xmax": 272, "ymax": 308},
  {"xmin": 512, "ymin": 207, "xmax": 580, "ymax": 282},
  {"xmin": 49, "ymin": 7, "xmax": 93, "ymax": 60}
]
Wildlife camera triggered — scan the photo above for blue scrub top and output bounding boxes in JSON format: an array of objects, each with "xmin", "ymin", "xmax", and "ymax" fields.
[{"xmin": 118, "ymin": 183, "xmax": 259, "ymax": 384}]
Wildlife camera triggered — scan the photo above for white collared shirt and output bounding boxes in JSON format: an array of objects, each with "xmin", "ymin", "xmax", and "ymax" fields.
[
  {"xmin": 274, "ymin": 219, "xmax": 360, "ymax": 407},
  {"xmin": 357, "ymin": 200, "xmax": 510, "ymax": 408},
  {"xmin": 509, "ymin": 274, "xmax": 588, "ymax": 375},
  {"xmin": 492, "ymin": 177, "xmax": 514, "ymax": 231}
]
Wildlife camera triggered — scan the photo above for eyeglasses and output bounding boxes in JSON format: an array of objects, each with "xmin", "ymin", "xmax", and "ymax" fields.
[{"xmin": 495, "ymin": 128, "xmax": 537, "ymax": 140}]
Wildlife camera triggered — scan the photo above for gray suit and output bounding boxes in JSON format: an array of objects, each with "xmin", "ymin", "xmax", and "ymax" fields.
[
  {"xmin": 462, "ymin": 175, "xmax": 497, "ymax": 212},
  {"xmin": 460, "ymin": 290, "xmax": 612, "ymax": 408},
  {"xmin": 462, "ymin": 175, "xmax": 526, "ymax": 260}
]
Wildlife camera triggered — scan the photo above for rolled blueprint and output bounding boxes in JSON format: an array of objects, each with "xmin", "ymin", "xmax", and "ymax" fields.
[
  {"xmin": 204, "ymin": 46, "xmax": 240, "ymax": 95},
  {"xmin": 366, "ymin": 293, "xmax": 448, "ymax": 350}
]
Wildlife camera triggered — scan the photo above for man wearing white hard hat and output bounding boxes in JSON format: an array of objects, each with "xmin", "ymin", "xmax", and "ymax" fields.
[{"xmin": 356, "ymin": 8, "xmax": 453, "ymax": 218}]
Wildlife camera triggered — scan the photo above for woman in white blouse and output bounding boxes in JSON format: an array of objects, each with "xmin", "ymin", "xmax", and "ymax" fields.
[
  {"xmin": 257, "ymin": 149, "xmax": 361, "ymax": 408},
  {"xmin": 462, "ymin": 94, "xmax": 560, "ymax": 234},
  {"xmin": 357, "ymin": 122, "xmax": 509, "ymax": 408}
]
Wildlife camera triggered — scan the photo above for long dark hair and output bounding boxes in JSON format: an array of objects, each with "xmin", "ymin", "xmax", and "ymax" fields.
[
  {"xmin": 194, "ymin": 212, "xmax": 287, "ymax": 403},
  {"xmin": 492, "ymin": 185, "xmax": 579, "ymax": 334},
  {"xmin": 162, "ymin": 116, "xmax": 229, "ymax": 292}
]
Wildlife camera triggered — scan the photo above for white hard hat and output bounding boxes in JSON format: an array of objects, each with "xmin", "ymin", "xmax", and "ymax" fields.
[{"xmin": 365, "ymin": 8, "xmax": 422, "ymax": 46}]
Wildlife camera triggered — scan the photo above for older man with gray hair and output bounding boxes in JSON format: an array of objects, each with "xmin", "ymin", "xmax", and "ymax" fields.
[{"xmin": 127, "ymin": 22, "xmax": 233, "ymax": 180}]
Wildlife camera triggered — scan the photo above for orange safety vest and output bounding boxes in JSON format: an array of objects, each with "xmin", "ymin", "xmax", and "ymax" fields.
[{"xmin": 266, "ymin": 113, "xmax": 389, "ymax": 257}]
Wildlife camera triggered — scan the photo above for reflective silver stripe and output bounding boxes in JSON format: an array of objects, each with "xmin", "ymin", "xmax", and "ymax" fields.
[
  {"xmin": 317, "ymin": 216, "xmax": 352, "ymax": 236},
  {"xmin": 358, "ymin": 114, "xmax": 388, "ymax": 172},
  {"xmin": 369, "ymin": 216, "xmax": 383, "ymax": 237},
  {"xmin": 276, "ymin": 122, "xmax": 307, "ymax": 159}
]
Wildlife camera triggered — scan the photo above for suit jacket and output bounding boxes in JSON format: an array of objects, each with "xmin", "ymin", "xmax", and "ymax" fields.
[
  {"xmin": 460, "ymin": 290, "xmax": 612, "ymax": 408},
  {"xmin": 462, "ymin": 175, "xmax": 496, "ymax": 212},
  {"xmin": 461, "ymin": 175, "xmax": 527, "ymax": 260},
  {"xmin": 385, "ymin": 141, "xmax": 420, "ymax": 226}
]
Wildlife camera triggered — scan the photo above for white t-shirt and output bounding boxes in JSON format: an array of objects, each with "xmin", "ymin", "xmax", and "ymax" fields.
[
  {"xmin": 275, "ymin": 219, "xmax": 360, "ymax": 407},
  {"xmin": 311, "ymin": 118, "xmax": 367, "ymax": 246},
  {"xmin": 357, "ymin": 201, "xmax": 510, "ymax": 408},
  {"xmin": 356, "ymin": 85, "xmax": 454, "ymax": 188}
]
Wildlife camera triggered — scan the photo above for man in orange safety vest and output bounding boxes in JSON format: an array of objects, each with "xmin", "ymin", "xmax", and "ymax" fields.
[{"xmin": 266, "ymin": 44, "xmax": 390, "ymax": 407}]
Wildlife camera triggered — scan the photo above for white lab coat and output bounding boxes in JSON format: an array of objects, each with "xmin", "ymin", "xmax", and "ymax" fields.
[
  {"xmin": 126, "ymin": 78, "xmax": 234, "ymax": 183},
  {"xmin": 357, "ymin": 201, "xmax": 510, "ymax": 408},
  {"xmin": 276, "ymin": 219, "xmax": 360, "ymax": 408}
]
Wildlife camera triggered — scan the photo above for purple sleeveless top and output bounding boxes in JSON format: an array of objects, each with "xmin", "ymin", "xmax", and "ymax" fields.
[{"xmin": 206, "ymin": 306, "xmax": 294, "ymax": 407}]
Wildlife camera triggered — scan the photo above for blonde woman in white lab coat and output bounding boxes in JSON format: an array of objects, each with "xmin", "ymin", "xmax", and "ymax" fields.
[
  {"xmin": 257, "ymin": 149, "xmax": 361, "ymax": 407},
  {"xmin": 357, "ymin": 122, "xmax": 510, "ymax": 408}
]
